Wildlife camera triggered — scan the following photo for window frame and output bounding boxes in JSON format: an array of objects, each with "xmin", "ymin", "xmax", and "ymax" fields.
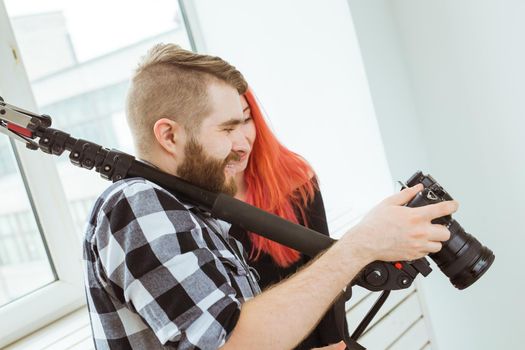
[{"xmin": 0, "ymin": 1, "xmax": 84, "ymax": 346}]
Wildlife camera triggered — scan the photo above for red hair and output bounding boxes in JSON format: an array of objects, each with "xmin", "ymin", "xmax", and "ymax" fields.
[{"xmin": 243, "ymin": 88, "xmax": 317, "ymax": 267}]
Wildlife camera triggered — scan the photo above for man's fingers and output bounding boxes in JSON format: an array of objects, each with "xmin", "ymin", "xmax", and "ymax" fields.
[
  {"xmin": 427, "ymin": 224, "xmax": 452, "ymax": 242},
  {"xmin": 418, "ymin": 200, "xmax": 459, "ymax": 220},
  {"xmin": 425, "ymin": 241, "xmax": 443, "ymax": 254},
  {"xmin": 384, "ymin": 184, "xmax": 424, "ymax": 206}
]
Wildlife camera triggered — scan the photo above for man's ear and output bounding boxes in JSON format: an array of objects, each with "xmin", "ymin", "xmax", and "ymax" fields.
[{"xmin": 152, "ymin": 118, "xmax": 185, "ymax": 156}]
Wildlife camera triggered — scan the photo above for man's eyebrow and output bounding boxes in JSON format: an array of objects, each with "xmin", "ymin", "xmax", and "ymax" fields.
[
  {"xmin": 218, "ymin": 118, "xmax": 244, "ymax": 127},
  {"xmin": 218, "ymin": 108, "xmax": 252, "ymax": 127}
]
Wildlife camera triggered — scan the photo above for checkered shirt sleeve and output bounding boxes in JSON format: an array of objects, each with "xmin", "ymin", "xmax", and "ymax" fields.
[{"xmin": 83, "ymin": 178, "xmax": 256, "ymax": 349}]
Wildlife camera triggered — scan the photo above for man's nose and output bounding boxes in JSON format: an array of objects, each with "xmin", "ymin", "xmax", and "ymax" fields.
[{"xmin": 231, "ymin": 129, "xmax": 251, "ymax": 153}]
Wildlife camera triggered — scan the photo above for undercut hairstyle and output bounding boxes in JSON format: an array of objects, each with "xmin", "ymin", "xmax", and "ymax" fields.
[{"xmin": 125, "ymin": 43, "xmax": 247, "ymax": 157}]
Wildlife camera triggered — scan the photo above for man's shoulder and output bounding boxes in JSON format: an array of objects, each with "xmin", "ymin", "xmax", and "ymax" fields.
[
  {"xmin": 99, "ymin": 177, "xmax": 164, "ymax": 197},
  {"xmin": 86, "ymin": 177, "xmax": 193, "ymax": 229},
  {"xmin": 99, "ymin": 177, "xmax": 189, "ymax": 206}
]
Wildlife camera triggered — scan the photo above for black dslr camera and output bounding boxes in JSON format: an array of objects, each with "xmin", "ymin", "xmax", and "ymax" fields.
[{"xmin": 354, "ymin": 171, "xmax": 495, "ymax": 291}]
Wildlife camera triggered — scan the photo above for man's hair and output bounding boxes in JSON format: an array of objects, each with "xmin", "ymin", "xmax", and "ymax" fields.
[{"xmin": 125, "ymin": 43, "xmax": 248, "ymax": 157}]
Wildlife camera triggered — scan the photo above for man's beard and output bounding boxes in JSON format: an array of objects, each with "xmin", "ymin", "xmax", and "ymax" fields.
[{"xmin": 176, "ymin": 138, "xmax": 239, "ymax": 196}]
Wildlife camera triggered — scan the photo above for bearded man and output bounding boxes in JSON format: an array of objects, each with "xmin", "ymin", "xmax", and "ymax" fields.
[{"xmin": 83, "ymin": 43, "xmax": 457, "ymax": 350}]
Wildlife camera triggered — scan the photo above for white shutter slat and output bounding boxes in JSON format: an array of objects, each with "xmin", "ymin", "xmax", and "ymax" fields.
[
  {"xmin": 387, "ymin": 317, "xmax": 429, "ymax": 350},
  {"xmin": 46, "ymin": 325, "xmax": 92, "ymax": 350},
  {"xmin": 358, "ymin": 292, "xmax": 422, "ymax": 349},
  {"xmin": 420, "ymin": 341, "xmax": 432, "ymax": 350},
  {"xmin": 346, "ymin": 287, "xmax": 372, "ymax": 311},
  {"xmin": 66, "ymin": 336, "xmax": 95, "ymax": 350},
  {"xmin": 5, "ymin": 308, "xmax": 90, "ymax": 350},
  {"xmin": 346, "ymin": 286, "xmax": 415, "ymax": 336}
]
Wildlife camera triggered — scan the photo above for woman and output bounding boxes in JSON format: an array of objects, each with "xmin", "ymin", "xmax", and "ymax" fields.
[{"xmin": 228, "ymin": 88, "xmax": 349, "ymax": 350}]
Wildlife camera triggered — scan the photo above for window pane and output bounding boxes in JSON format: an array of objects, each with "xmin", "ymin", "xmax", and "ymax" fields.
[
  {"xmin": 0, "ymin": 136, "xmax": 55, "ymax": 307},
  {"xmin": 5, "ymin": 0, "xmax": 192, "ymax": 236}
]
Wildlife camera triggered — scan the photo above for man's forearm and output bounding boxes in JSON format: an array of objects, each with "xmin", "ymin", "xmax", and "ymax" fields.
[{"xmin": 222, "ymin": 233, "xmax": 369, "ymax": 350}]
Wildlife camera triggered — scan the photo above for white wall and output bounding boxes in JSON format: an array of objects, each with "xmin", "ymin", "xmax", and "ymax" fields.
[
  {"xmin": 345, "ymin": 0, "xmax": 430, "ymax": 182},
  {"xmin": 186, "ymin": 0, "xmax": 395, "ymax": 236},
  {"xmin": 349, "ymin": 1, "xmax": 524, "ymax": 349}
]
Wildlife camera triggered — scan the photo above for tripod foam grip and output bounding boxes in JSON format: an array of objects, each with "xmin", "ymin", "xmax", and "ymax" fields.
[{"xmin": 211, "ymin": 193, "xmax": 335, "ymax": 257}]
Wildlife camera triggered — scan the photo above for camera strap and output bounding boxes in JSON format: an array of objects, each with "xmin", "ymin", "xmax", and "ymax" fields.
[{"xmin": 332, "ymin": 290, "xmax": 367, "ymax": 350}]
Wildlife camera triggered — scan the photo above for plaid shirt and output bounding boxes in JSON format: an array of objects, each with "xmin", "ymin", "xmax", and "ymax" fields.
[{"xmin": 83, "ymin": 178, "xmax": 260, "ymax": 349}]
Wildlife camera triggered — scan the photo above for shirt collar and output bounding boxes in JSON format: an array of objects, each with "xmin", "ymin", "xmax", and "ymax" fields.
[{"xmin": 137, "ymin": 158, "xmax": 198, "ymax": 209}]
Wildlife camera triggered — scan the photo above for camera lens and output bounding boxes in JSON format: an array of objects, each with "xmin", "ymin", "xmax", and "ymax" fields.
[{"xmin": 429, "ymin": 219, "xmax": 495, "ymax": 289}]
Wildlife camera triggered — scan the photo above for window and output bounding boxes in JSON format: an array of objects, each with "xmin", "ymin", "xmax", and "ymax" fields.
[
  {"xmin": 0, "ymin": 0, "xmax": 192, "ymax": 346},
  {"xmin": 0, "ymin": 136, "xmax": 56, "ymax": 308}
]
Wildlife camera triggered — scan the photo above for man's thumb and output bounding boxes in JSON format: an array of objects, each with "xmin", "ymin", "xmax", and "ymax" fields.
[{"xmin": 383, "ymin": 183, "xmax": 423, "ymax": 206}]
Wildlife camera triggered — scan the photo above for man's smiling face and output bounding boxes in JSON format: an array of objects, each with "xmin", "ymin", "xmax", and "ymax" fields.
[{"xmin": 175, "ymin": 81, "xmax": 255, "ymax": 195}]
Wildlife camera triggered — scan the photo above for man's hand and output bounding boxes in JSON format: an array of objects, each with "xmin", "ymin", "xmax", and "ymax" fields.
[{"xmin": 341, "ymin": 184, "xmax": 459, "ymax": 264}]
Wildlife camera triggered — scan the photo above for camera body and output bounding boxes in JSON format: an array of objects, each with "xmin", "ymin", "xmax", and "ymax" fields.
[{"xmin": 354, "ymin": 171, "xmax": 494, "ymax": 291}]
